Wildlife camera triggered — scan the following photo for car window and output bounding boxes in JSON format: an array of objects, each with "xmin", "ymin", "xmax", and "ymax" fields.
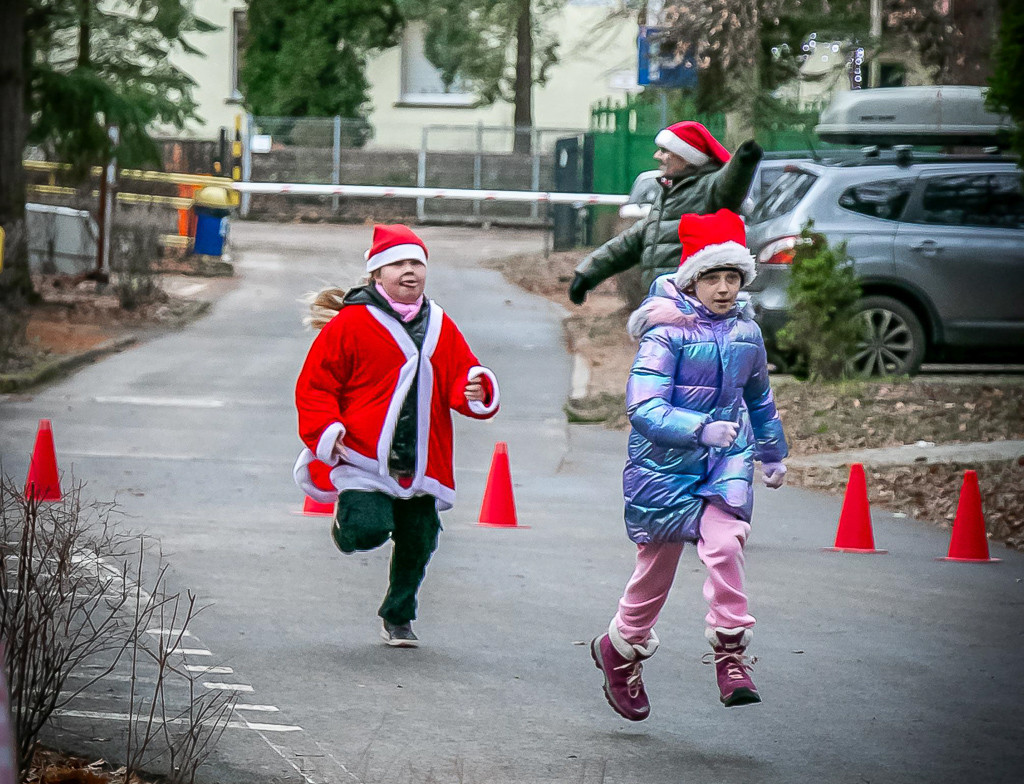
[
  {"xmin": 629, "ymin": 174, "xmax": 662, "ymax": 205},
  {"xmin": 913, "ymin": 173, "xmax": 1024, "ymax": 229},
  {"xmin": 838, "ymin": 178, "xmax": 914, "ymax": 221},
  {"xmin": 748, "ymin": 170, "xmax": 817, "ymax": 224}
]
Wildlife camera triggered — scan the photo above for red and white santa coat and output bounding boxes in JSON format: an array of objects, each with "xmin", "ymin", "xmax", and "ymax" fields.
[{"xmin": 293, "ymin": 300, "xmax": 499, "ymax": 510}]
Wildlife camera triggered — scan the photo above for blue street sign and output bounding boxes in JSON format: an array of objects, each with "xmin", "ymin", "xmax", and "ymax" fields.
[{"xmin": 638, "ymin": 26, "xmax": 697, "ymax": 89}]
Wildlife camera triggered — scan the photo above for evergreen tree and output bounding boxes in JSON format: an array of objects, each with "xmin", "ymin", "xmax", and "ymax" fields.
[
  {"xmin": 2, "ymin": 0, "xmax": 210, "ymax": 303},
  {"xmin": 28, "ymin": 0, "xmax": 215, "ymax": 170},
  {"xmin": 241, "ymin": 0, "xmax": 403, "ymax": 118},
  {"xmin": 987, "ymin": 0, "xmax": 1024, "ymax": 161}
]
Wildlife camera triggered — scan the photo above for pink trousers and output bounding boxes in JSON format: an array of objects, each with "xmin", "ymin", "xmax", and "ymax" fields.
[{"xmin": 614, "ymin": 503, "xmax": 753, "ymax": 644}]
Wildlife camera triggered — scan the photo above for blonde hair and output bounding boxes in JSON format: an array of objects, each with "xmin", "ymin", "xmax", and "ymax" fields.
[
  {"xmin": 303, "ymin": 287, "xmax": 348, "ymax": 330},
  {"xmin": 303, "ymin": 273, "xmax": 382, "ymax": 330}
]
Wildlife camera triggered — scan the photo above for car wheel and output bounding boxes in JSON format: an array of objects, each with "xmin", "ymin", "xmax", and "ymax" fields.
[{"xmin": 850, "ymin": 295, "xmax": 926, "ymax": 377}]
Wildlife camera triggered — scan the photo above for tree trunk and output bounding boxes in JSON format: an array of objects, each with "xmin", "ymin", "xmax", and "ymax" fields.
[
  {"xmin": 78, "ymin": 0, "xmax": 91, "ymax": 67},
  {"xmin": 512, "ymin": 1, "xmax": 533, "ymax": 155},
  {"xmin": 0, "ymin": 0, "xmax": 35, "ymax": 305},
  {"xmin": 723, "ymin": 4, "xmax": 761, "ymax": 150}
]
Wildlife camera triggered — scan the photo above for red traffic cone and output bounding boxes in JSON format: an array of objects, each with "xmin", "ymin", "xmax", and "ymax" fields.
[
  {"xmin": 477, "ymin": 442, "xmax": 525, "ymax": 528},
  {"xmin": 24, "ymin": 419, "xmax": 62, "ymax": 502},
  {"xmin": 938, "ymin": 470, "xmax": 999, "ymax": 563},
  {"xmin": 825, "ymin": 463, "xmax": 886, "ymax": 554},
  {"xmin": 301, "ymin": 495, "xmax": 335, "ymax": 516}
]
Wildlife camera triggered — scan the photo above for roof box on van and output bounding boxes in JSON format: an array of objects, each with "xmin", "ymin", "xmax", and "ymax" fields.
[{"xmin": 815, "ymin": 86, "xmax": 1012, "ymax": 146}]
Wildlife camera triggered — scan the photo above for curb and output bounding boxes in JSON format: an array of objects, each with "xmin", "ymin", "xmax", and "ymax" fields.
[{"xmin": 0, "ymin": 336, "xmax": 139, "ymax": 394}]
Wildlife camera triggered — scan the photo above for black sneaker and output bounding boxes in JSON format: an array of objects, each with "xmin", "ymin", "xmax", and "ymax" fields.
[{"xmin": 380, "ymin": 620, "xmax": 419, "ymax": 647}]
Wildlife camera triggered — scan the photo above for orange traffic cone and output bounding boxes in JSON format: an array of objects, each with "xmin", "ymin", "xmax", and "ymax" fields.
[
  {"xmin": 301, "ymin": 496, "xmax": 335, "ymax": 516},
  {"xmin": 938, "ymin": 470, "xmax": 999, "ymax": 563},
  {"xmin": 24, "ymin": 419, "xmax": 62, "ymax": 502},
  {"xmin": 477, "ymin": 442, "xmax": 525, "ymax": 528},
  {"xmin": 824, "ymin": 463, "xmax": 886, "ymax": 554}
]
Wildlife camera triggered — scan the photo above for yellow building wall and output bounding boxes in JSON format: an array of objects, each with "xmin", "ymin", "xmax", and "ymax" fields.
[
  {"xmin": 363, "ymin": 3, "xmax": 639, "ymax": 149},
  {"xmin": 165, "ymin": 0, "xmax": 247, "ymax": 138}
]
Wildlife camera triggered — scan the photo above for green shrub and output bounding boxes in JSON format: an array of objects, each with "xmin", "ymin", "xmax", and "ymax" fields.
[{"xmin": 778, "ymin": 223, "xmax": 862, "ymax": 380}]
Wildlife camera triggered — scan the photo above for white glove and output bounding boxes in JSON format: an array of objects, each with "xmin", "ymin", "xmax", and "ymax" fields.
[
  {"xmin": 699, "ymin": 421, "xmax": 739, "ymax": 449},
  {"xmin": 762, "ymin": 462, "xmax": 788, "ymax": 489}
]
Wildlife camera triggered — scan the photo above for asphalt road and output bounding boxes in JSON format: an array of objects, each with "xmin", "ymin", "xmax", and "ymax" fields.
[{"xmin": 2, "ymin": 222, "xmax": 1022, "ymax": 784}]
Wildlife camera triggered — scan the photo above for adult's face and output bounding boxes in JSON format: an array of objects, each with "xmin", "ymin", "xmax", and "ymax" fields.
[
  {"xmin": 694, "ymin": 269, "xmax": 742, "ymax": 314},
  {"xmin": 654, "ymin": 147, "xmax": 692, "ymax": 179},
  {"xmin": 373, "ymin": 258, "xmax": 426, "ymax": 303}
]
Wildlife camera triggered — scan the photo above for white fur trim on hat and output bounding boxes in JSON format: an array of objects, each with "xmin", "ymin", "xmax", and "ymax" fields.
[
  {"xmin": 655, "ymin": 129, "xmax": 711, "ymax": 167},
  {"xmin": 365, "ymin": 243, "xmax": 428, "ymax": 274},
  {"xmin": 674, "ymin": 241, "xmax": 756, "ymax": 289}
]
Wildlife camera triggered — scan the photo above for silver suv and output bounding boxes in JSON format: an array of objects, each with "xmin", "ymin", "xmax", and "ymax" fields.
[{"xmin": 745, "ymin": 154, "xmax": 1024, "ymax": 375}]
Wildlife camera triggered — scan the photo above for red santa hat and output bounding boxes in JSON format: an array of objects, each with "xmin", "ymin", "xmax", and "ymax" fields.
[
  {"xmin": 675, "ymin": 209, "xmax": 756, "ymax": 289},
  {"xmin": 654, "ymin": 121, "xmax": 731, "ymax": 167},
  {"xmin": 364, "ymin": 224, "xmax": 428, "ymax": 273}
]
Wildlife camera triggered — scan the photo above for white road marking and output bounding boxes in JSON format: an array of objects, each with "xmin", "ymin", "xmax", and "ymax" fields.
[
  {"xmin": 171, "ymin": 648, "xmax": 213, "ymax": 656},
  {"xmin": 203, "ymin": 682, "xmax": 254, "ymax": 693},
  {"xmin": 234, "ymin": 704, "xmax": 280, "ymax": 712},
  {"xmin": 52, "ymin": 709, "xmax": 300, "ymax": 732},
  {"xmin": 242, "ymin": 721, "xmax": 303, "ymax": 733},
  {"xmin": 146, "ymin": 628, "xmax": 194, "ymax": 638},
  {"xmin": 94, "ymin": 395, "xmax": 226, "ymax": 408},
  {"xmin": 63, "ymin": 449, "xmax": 281, "ymax": 465},
  {"xmin": 185, "ymin": 665, "xmax": 233, "ymax": 674}
]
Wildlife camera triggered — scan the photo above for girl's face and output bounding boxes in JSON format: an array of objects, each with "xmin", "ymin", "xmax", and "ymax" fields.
[
  {"xmin": 374, "ymin": 258, "xmax": 426, "ymax": 303},
  {"xmin": 693, "ymin": 269, "xmax": 742, "ymax": 314}
]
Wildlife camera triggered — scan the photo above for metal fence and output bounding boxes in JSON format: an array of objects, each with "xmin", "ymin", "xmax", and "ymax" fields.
[{"xmin": 240, "ymin": 116, "xmax": 587, "ymax": 225}]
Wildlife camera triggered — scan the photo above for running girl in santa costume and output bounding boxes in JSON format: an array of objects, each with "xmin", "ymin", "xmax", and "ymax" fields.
[
  {"xmin": 293, "ymin": 224, "xmax": 499, "ymax": 647},
  {"xmin": 591, "ymin": 209, "xmax": 788, "ymax": 718}
]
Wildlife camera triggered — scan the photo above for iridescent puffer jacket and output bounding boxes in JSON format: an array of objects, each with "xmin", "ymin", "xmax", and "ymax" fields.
[{"xmin": 622, "ymin": 276, "xmax": 788, "ymax": 544}]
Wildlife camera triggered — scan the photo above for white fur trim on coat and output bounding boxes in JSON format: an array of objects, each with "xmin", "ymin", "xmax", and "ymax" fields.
[
  {"xmin": 655, "ymin": 129, "xmax": 711, "ymax": 167},
  {"xmin": 466, "ymin": 366, "xmax": 500, "ymax": 416},
  {"xmin": 292, "ymin": 448, "xmax": 337, "ymax": 504},
  {"xmin": 365, "ymin": 243, "xmax": 428, "ymax": 273},
  {"xmin": 626, "ymin": 294, "xmax": 696, "ymax": 339},
  {"xmin": 674, "ymin": 241, "xmax": 756, "ymax": 289},
  {"xmin": 315, "ymin": 422, "xmax": 346, "ymax": 465}
]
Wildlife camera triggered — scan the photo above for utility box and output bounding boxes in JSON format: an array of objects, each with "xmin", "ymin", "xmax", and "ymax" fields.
[{"xmin": 26, "ymin": 204, "xmax": 99, "ymax": 275}]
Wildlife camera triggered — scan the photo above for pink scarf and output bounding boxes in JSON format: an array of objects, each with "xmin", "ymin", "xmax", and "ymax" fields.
[{"xmin": 375, "ymin": 283, "xmax": 423, "ymax": 323}]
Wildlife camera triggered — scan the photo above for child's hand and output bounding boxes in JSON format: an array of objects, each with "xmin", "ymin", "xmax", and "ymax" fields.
[
  {"xmin": 762, "ymin": 462, "xmax": 788, "ymax": 489},
  {"xmin": 332, "ymin": 434, "xmax": 349, "ymax": 462},
  {"xmin": 464, "ymin": 380, "xmax": 486, "ymax": 402},
  {"xmin": 699, "ymin": 421, "xmax": 739, "ymax": 448}
]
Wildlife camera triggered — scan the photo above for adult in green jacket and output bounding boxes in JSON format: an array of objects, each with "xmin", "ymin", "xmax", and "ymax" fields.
[{"xmin": 568, "ymin": 122, "xmax": 764, "ymax": 304}]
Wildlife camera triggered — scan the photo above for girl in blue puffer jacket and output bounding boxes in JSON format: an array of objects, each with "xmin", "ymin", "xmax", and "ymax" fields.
[{"xmin": 591, "ymin": 209, "xmax": 789, "ymax": 720}]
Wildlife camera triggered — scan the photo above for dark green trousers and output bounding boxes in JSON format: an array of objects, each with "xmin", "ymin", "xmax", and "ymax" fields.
[{"xmin": 332, "ymin": 490, "xmax": 441, "ymax": 625}]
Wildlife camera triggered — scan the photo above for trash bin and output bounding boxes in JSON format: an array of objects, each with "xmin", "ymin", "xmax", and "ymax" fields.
[{"xmin": 192, "ymin": 186, "xmax": 239, "ymax": 256}]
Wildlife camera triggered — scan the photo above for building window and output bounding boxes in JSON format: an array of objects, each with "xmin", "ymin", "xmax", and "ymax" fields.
[
  {"xmin": 879, "ymin": 63, "xmax": 906, "ymax": 88},
  {"xmin": 400, "ymin": 22, "xmax": 475, "ymax": 106},
  {"xmin": 230, "ymin": 9, "xmax": 247, "ymax": 101}
]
